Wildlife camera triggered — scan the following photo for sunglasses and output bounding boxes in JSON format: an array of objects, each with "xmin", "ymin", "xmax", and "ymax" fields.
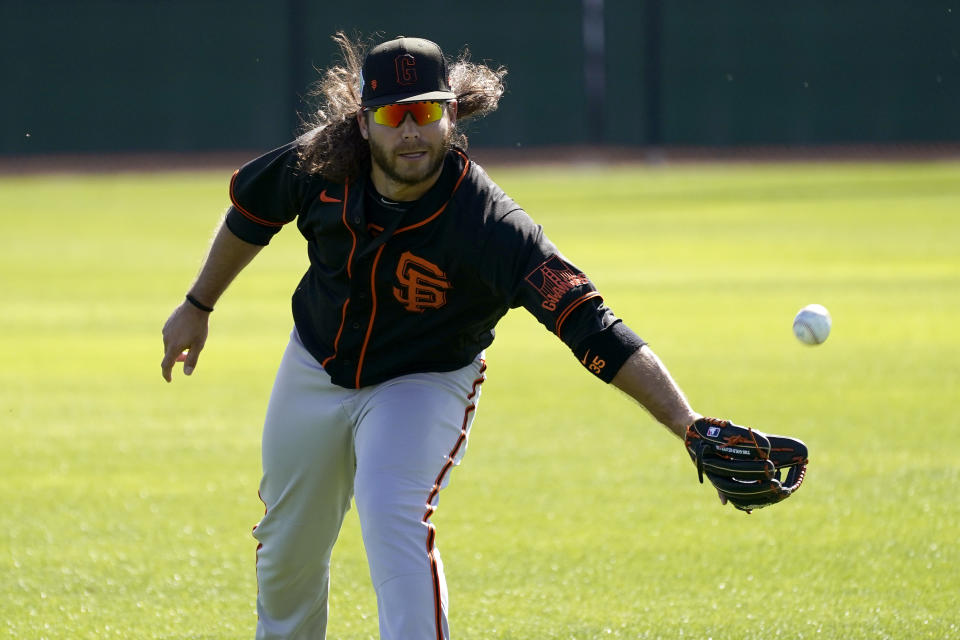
[{"xmin": 366, "ymin": 101, "xmax": 448, "ymax": 128}]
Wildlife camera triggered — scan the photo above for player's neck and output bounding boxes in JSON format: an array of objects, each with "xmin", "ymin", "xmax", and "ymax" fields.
[{"xmin": 366, "ymin": 181, "xmax": 414, "ymax": 213}]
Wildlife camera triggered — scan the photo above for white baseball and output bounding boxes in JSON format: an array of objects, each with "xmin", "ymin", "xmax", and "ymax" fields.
[{"xmin": 793, "ymin": 304, "xmax": 831, "ymax": 345}]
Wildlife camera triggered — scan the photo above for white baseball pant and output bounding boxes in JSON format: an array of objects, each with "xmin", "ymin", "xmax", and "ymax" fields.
[{"xmin": 253, "ymin": 329, "xmax": 485, "ymax": 639}]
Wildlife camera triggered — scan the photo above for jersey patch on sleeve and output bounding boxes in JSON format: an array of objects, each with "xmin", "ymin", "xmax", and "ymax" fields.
[{"xmin": 523, "ymin": 254, "xmax": 591, "ymax": 311}]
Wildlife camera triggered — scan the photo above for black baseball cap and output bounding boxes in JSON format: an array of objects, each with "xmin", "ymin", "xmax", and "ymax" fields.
[{"xmin": 360, "ymin": 37, "xmax": 456, "ymax": 107}]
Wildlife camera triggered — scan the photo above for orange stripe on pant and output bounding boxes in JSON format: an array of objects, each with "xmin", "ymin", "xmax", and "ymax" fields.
[{"xmin": 421, "ymin": 362, "xmax": 486, "ymax": 640}]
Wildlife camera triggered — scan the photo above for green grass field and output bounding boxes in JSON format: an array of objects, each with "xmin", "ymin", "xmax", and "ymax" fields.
[{"xmin": 2, "ymin": 158, "xmax": 958, "ymax": 639}]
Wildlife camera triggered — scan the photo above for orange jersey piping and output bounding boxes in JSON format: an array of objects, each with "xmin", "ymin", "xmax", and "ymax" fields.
[
  {"xmin": 322, "ymin": 179, "xmax": 355, "ymax": 370},
  {"xmin": 229, "ymin": 170, "xmax": 285, "ymax": 228},
  {"xmin": 321, "ymin": 299, "xmax": 350, "ymax": 370},
  {"xmin": 395, "ymin": 151, "xmax": 470, "ymax": 235},
  {"xmin": 555, "ymin": 291, "xmax": 603, "ymax": 341},
  {"xmin": 341, "ymin": 178, "xmax": 356, "ymax": 278},
  {"xmin": 354, "ymin": 244, "xmax": 386, "ymax": 388}
]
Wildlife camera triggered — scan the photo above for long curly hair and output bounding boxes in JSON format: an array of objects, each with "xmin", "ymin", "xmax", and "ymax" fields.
[{"xmin": 296, "ymin": 32, "xmax": 507, "ymax": 183}]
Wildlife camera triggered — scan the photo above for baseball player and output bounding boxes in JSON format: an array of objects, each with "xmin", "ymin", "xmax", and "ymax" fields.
[{"xmin": 161, "ymin": 34, "xmax": 704, "ymax": 640}]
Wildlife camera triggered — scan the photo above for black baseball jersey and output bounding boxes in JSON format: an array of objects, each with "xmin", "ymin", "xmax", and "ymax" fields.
[{"xmin": 225, "ymin": 142, "xmax": 642, "ymax": 389}]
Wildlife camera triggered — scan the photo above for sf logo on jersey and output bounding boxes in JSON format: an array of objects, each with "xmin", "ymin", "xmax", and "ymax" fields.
[{"xmin": 393, "ymin": 251, "xmax": 451, "ymax": 313}]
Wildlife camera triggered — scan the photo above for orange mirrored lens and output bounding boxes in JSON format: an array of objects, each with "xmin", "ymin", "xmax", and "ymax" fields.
[{"xmin": 370, "ymin": 101, "xmax": 444, "ymax": 127}]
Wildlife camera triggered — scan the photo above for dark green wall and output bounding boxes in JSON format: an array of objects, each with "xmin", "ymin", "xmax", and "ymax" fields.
[
  {"xmin": 2, "ymin": 1, "xmax": 292, "ymax": 154},
  {"xmin": 2, "ymin": 1, "xmax": 958, "ymax": 155},
  {"xmin": 647, "ymin": 1, "xmax": 960, "ymax": 146}
]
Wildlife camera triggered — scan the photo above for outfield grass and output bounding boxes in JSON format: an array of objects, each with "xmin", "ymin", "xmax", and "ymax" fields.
[{"xmin": 1, "ymin": 158, "xmax": 958, "ymax": 639}]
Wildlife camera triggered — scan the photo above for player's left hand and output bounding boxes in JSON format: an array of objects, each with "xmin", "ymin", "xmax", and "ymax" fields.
[{"xmin": 684, "ymin": 417, "xmax": 808, "ymax": 513}]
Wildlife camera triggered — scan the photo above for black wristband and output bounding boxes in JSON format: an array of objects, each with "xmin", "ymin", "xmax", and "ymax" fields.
[
  {"xmin": 573, "ymin": 321, "xmax": 646, "ymax": 383},
  {"xmin": 185, "ymin": 293, "xmax": 215, "ymax": 313}
]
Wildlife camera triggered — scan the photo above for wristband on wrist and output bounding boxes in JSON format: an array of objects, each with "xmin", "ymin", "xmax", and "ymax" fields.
[{"xmin": 185, "ymin": 293, "xmax": 215, "ymax": 313}]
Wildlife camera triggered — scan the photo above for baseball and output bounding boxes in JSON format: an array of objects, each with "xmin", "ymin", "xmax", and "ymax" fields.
[{"xmin": 792, "ymin": 304, "xmax": 831, "ymax": 345}]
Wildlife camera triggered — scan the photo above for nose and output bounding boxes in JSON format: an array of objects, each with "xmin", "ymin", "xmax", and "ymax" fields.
[{"xmin": 398, "ymin": 112, "xmax": 420, "ymax": 140}]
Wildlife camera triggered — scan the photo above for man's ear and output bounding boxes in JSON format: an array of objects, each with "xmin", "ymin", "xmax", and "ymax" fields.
[
  {"xmin": 357, "ymin": 110, "xmax": 369, "ymax": 140},
  {"xmin": 447, "ymin": 100, "xmax": 458, "ymax": 124}
]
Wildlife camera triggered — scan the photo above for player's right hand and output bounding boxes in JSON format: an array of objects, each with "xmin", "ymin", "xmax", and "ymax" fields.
[{"xmin": 161, "ymin": 302, "xmax": 210, "ymax": 382}]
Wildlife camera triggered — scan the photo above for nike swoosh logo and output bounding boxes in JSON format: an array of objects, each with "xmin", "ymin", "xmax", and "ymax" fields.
[{"xmin": 319, "ymin": 189, "xmax": 342, "ymax": 203}]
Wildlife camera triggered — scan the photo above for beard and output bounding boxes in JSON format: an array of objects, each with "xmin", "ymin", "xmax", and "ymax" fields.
[{"xmin": 368, "ymin": 129, "xmax": 451, "ymax": 187}]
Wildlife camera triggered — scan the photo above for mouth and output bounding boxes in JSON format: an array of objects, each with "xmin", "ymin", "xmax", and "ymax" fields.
[{"xmin": 397, "ymin": 149, "xmax": 428, "ymax": 160}]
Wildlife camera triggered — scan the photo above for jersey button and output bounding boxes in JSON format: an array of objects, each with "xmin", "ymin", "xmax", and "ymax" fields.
[{"xmin": 352, "ymin": 322, "xmax": 361, "ymax": 330}]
